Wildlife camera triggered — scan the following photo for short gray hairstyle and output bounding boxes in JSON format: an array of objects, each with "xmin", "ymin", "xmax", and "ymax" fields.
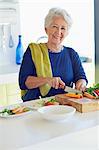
[{"xmin": 44, "ymin": 7, "xmax": 73, "ymax": 30}]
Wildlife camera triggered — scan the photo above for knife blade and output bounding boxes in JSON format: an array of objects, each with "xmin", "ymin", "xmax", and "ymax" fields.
[{"xmin": 64, "ymin": 86, "xmax": 82, "ymax": 94}]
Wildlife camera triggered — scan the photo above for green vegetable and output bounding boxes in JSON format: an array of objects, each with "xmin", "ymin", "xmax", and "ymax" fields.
[
  {"xmin": 93, "ymin": 83, "xmax": 99, "ymax": 89},
  {"xmin": 23, "ymin": 107, "xmax": 30, "ymax": 112},
  {"xmin": 48, "ymin": 98, "xmax": 57, "ymax": 102},
  {"xmin": 86, "ymin": 83, "xmax": 99, "ymax": 96},
  {"xmin": 0, "ymin": 108, "xmax": 14, "ymax": 115}
]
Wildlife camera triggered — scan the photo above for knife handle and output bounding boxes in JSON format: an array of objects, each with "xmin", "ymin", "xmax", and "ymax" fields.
[{"xmin": 70, "ymin": 82, "xmax": 74, "ymax": 88}]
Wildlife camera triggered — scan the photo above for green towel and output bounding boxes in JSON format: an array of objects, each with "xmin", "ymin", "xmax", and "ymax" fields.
[{"xmin": 21, "ymin": 43, "xmax": 52, "ymax": 98}]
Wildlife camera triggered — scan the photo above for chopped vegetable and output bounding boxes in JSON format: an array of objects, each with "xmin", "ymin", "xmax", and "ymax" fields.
[
  {"xmin": 0, "ymin": 106, "xmax": 31, "ymax": 116},
  {"xmin": 94, "ymin": 89, "xmax": 99, "ymax": 96},
  {"xmin": 64, "ymin": 93, "xmax": 83, "ymax": 99},
  {"xmin": 85, "ymin": 83, "xmax": 99, "ymax": 99},
  {"xmin": 44, "ymin": 98, "xmax": 59, "ymax": 106},
  {"xmin": 83, "ymin": 92, "xmax": 96, "ymax": 99}
]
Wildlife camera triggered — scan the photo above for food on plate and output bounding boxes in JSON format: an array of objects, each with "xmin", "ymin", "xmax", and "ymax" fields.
[
  {"xmin": 32, "ymin": 98, "xmax": 59, "ymax": 108},
  {"xmin": 64, "ymin": 93, "xmax": 83, "ymax": 99},
  {"xmin": 44, "ymin": 98, "xmax": 59, "ymax": 106},
  {"xmin": 0, "ymin": 105, "xmax": 31, "ymax": 116}
]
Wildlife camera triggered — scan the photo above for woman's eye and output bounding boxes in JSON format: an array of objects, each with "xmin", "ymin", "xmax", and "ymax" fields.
[
  {"xmin": 51, "ymin": 25, "xmax": 66, "ymax": 31},
  {"xmin": 52, "ymin": 25, "xmax": 57, "ymax": 28},
  {"xmin": 61, "ymin": 27, "xmax": 66, "ymax": 30}
]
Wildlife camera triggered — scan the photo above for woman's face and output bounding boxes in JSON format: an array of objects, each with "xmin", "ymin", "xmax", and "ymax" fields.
[{"xmin": 45, "ymin": 16, "xmax": 68, "ymax": 45}]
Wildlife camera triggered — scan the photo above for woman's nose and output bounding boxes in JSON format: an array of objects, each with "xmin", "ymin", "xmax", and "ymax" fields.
[{"xmin": 56, "ymin": 27, "xmax": 61, "ymax": 35}]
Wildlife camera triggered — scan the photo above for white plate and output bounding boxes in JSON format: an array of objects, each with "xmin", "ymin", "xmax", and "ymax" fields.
[
  {"xmin": 29, "ymin": 97, "xmax": 56, "ymax": 110},
  {"xmin": 31, "ymin": 99, "xmax": 45, "ymax": 110},
  {"xmin": 0, "ymin": 104, "xmax": 33, "ymax": 118},
  {"xmin": 38, "ymin": 105, "xmax": 76, "ymax": 122}
]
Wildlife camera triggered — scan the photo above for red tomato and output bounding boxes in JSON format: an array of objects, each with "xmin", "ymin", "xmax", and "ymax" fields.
[{"xmin": 44, "ymin": 102, "xmax": 55, "ymax": 106}]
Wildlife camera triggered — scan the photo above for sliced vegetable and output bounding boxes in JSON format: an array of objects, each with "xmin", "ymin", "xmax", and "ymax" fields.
[
  {"xmin": 83, "ymin": 92, "xmax": 96, "ymax": 99},
  {"xmin": 85, "ymin": 83, "xmax": 99, "ymax": 99},
  {"xmin": 64, "ymin": 93, "xmax": 83, "ymax": 99},
  {"xmin": 0, "ymin": 106, "xmax": 31, "ymax": 116},
  {"xmin": 94, "ymin": 89, "xmax": 99, "ymax": 96},
  {"xmin": 44, "ymin": 98, "xmax": 59, "ymax": 106}
]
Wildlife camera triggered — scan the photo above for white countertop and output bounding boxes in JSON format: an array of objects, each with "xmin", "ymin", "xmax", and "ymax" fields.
[
  {"xmin": 19, "ymin": 125, "xmax": 99, "ymax": 150},
  {"xmin": 0, "ymin": 100, "xmax": 99, "ymax": 150}
]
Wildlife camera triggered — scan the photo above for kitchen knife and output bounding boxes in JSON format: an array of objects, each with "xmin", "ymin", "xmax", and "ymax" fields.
[{"xmin": 64, "ymin": 86, "xmax": 82, "ymax": 94}]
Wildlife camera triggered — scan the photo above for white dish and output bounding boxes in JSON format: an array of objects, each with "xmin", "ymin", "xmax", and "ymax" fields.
[
  {"xmin": 31, "ymin": 99, "xmax": 45, "ymax": 110},
  {"xmin": 38, "ymin": 105, "xmax": 76, "ymax": 122},
  {"xmin": 0, "ymin": 104, "xmax": 33, "ymax": 118},
  {"xmin": 30, "ymin": 97, "xmax": 58, "ymax": 110}
]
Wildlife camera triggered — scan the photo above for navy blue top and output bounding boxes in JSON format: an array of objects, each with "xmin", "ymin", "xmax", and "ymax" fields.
[{"xmin": 19, "ymin": 46, "xmax": 88, "ymax": 102}]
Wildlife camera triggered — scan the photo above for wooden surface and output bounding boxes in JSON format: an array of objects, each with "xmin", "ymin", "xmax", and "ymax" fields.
[{"xmin": 55, "ymin": 94, "xmax": 99, "ymax": 113}]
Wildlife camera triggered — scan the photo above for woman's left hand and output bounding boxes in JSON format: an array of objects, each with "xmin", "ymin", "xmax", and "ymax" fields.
[{"xmin": 75, "ymin": 79, "xmax": 87, "ymax": 92}]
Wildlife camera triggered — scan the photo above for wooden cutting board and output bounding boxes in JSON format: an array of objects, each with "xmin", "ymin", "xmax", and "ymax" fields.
[{"xmin": 55, "ymin": 94, "xmax": 99, "ymax": 113}]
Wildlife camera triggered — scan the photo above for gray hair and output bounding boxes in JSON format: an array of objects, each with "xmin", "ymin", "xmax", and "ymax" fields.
[{"xmin": 44, "ymin": 7, "xmax": 73, "ymax": 30}]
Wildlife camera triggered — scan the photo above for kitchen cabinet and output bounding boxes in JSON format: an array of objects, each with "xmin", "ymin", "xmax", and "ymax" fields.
[
  {"xmin": 0, "ymin": 82, "xmax": 22, "ymax": 106},
  {"xmin": 0, "ymin": 64, "xmax": 22, "ymax": 106},
  {"xmin": 6, "ymin": 82, "xmax": 21, "ymax": 105},
  {"xmin": 0, "ymin": 84, "xmax": 7, "ymax": 106}
]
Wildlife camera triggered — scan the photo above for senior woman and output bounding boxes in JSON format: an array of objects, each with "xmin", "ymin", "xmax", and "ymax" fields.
[{"xmin": 19, "ymin": 7, "xmax": 88, "ymax": 102}]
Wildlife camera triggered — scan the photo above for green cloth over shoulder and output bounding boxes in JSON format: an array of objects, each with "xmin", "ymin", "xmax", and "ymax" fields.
[{"xmin": 21, "ymin": 43, "xmax": 52, "ymax": 98}]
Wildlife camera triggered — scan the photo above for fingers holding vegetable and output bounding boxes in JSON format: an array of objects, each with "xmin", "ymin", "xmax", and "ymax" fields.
[
  {"xmin": 47, "ymin": 77, "xmax": 65, "ymax": 89},
  {"xmin": 75, "ymin": 79, "xmax": 87, "ymax": 92}
]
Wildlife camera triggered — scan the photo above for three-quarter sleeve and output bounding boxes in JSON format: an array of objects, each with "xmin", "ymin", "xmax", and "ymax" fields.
[{"xmin": 69, "ymin": 48, "xmax": 88, "ymax": 84}]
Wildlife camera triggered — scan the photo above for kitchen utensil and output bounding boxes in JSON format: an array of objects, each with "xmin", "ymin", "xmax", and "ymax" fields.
[
  {"xmin": 9, "ymin": 24, "xmax": 14, "ymax": 48},
  {"xmin": 2, "ymin": 25, "xmax": 6, "ymax": 52},
  {"xmin": 0, "ymin": 25, "xmax": 2, "ymax": 49},
  {"xmin": 64, "ymin": 86, "xmax": 82, "ymax": 94}
]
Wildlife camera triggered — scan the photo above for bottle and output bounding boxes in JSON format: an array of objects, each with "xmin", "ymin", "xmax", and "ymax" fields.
[{"xmin": 16, "ymin": 35, "xmax": 24, "ymax": 65}]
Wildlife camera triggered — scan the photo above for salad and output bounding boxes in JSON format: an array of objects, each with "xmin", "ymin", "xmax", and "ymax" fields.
[
  {"xmin": 32, "ymin": 98, "xmax": 59, "ymax": 108},
  {"xmin": 44, "ymin": 98, "xmax": 59, "ymax": 106}
]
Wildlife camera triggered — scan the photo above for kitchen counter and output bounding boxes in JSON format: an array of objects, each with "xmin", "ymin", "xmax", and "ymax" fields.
[
  {"xmin": 19, "ymin": 125, "xmax": 99, "ymax": 150},
  {"xmin": 0, "ymin": 100, "xmax": 99, "ymax": 150}
]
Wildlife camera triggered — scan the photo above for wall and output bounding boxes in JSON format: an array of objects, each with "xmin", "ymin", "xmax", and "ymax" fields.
[{"xmin": 94, "ymin": 0, "xmax": 99, "ymax": 83}]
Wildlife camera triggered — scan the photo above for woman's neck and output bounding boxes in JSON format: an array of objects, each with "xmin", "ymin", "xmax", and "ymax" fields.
[{"xmin": 46, "ymin": 42, "xmax": 63, "ymax": 52}]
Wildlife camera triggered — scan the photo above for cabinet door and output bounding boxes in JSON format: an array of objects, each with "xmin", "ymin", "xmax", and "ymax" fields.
[
  {"xmin": 6, "ymin": 83, "xmax": 21, "ymax": 105},
  {"xmin": 0, "ymin": 84, "xmax": 7, "ymax": 106},
  {"xmin": 6, "ymin": 83, "xmax": 20, "ymax": 96},
  {"xmin": 7, "ymin": 94, "xmax": 22, "ymax": 105}
]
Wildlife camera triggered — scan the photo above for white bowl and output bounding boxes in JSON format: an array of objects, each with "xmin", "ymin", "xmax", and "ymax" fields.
[{"xmin": 38, "ymin": 105, "xmax": 76, "ymax": 122}]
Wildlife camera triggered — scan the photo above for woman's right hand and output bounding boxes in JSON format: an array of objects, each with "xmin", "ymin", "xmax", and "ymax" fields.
[
  {"xmin": 25, "ymin": 76, "xmax": 65, "ymax": 90},
  {"xmin": 47, "ymin": 77, "xmax": 65, "ymax": 89}
]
